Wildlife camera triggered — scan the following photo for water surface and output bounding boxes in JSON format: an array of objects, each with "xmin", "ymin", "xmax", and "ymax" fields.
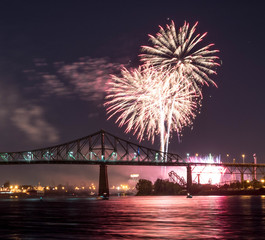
[{"xmin": 1, "ymin": 195, "xmax": 265, "ymax": 239}]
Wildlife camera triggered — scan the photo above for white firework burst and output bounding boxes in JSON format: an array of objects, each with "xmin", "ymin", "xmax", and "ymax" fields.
[
  {"xmin": 105, "ymin": 66, "xmax": 199, "ymax": 153},
  {"xmin": 140, "ymin": 21, "xmax": 220, "ymax": 90}
]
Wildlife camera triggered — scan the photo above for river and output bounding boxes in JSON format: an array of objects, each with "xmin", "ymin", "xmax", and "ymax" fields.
[{"xmin": 1, "ymin": 195, "xmax": 265, "ymax": 239}]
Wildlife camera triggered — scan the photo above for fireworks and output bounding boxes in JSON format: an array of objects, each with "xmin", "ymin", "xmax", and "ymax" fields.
[
  {"xmin": 105, "ymin": 66, "xmax": 199, "ymax": 153},
  {"xmin": 140, "ymin": 21, "xmax": 219, "ymax": 91},
  {"xmin": 105, "ymin": 20, "xmax": 220, "ymax": 157},
  {"xmin": 186, "ymin": 154, "xmax": 226, "ymax": 184}
]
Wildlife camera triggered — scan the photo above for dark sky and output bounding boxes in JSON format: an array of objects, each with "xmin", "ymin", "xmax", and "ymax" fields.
[{"xmin": 0, "ymin": 0, "xmax": 264, "ymax": 186}]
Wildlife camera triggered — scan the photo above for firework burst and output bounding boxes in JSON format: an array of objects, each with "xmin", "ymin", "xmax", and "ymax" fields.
[
  {"xmin": 140, "ymin": 21, "xmax": 220, "ymax": 91},
  {"xmin": 105, "ymin": 66, "xmax": 199, "ymax": 154}
]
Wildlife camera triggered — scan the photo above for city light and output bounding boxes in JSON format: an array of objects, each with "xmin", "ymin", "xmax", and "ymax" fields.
[
  {"xmin": 0, "ymin": 182, "xmax": 97, "ymax": 197},
  {"xmin": 130, "ymin": 174, "xmax": 139, "ymax": 178},
  {"xmin": 242, "ymin": 154, "xmax": 245, "ymax": 164}
]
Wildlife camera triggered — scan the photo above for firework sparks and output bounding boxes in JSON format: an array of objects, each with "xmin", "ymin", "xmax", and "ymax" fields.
[
  {"xmin": 105, "ymin": 66, "xmax": 199, "ymax": 154},
  {"xmin": 105, "ymin": 20, "xmax": 220, "ymax": 159},
  {"xmin": 140, "ymin": 21, "xmax": 220, "ymax": 91}
]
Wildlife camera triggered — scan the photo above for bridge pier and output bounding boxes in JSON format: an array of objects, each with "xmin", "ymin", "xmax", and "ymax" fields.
[
  {"xmin": 98, "ymin": 164, "xmax": 109, "ymax": 197},
  {"xmin": 241, "ymin": 172, "xmax": 244, "ymax": 185},
  {"xmin": 197, "ymin": 174, "xmax": 200, "ymax": 185},
  {"xmin": 187, "ymin": 164, "xmax": 192, "ymax": 193}
]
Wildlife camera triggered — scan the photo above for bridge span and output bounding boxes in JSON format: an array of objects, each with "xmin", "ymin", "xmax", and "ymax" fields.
[{"xmin": 0, "ymin": 130, "xmax": 264, "ymax": 196}]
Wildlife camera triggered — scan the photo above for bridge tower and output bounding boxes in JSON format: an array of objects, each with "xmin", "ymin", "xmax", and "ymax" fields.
[
  {"xmin": 98, "ymin": 130, "xmax": 109, "ymax": 197},
  {"xmin": 187, "ymin": 164, "xmax": 192, "ymax": 193},
  {"xmin": 98, "ymin": 164, "xmax": 109, "ymax": 197}
]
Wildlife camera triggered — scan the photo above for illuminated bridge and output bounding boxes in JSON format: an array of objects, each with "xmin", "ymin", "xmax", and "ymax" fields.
[{"xmin": 0, "ymin": 129, "xmax": 264, "ymax": 196}]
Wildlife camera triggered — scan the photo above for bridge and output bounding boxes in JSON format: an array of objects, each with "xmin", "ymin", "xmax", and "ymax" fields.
[{"xmin": 0, "ymin": 129, "xmax": 265, "ymax": 196}]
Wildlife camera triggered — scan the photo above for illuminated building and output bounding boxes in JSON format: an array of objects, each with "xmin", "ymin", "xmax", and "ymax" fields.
[{"xmin": 128, "ymin": 174, "xmax": 140, "ymax": 190}]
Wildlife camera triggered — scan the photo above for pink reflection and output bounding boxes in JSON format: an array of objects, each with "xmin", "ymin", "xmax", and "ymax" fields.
[{"xmin": 100, "ymin": 196, "xmax": 233, "ymax": 239}]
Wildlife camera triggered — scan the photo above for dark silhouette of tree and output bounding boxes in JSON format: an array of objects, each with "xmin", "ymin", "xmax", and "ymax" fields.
[
  {"xmin": 136, "ymin": 179, "xmax": 153, "ymax": 195},
  {"xmin": 221, "ymin": 184, "xmax": 229, "ymax": 190},
  {"xmin": 3, "ymin": 181, "xmax": 10, "ymax": 188},
  {"xmin": 229, "ymin": 181, "xmax": 241, "ymax": 189},
  {"xmin": 242, "ymin": 180, "xmax": 250, "ymax": 189},
  {"xmin": 154, "ymin": 179, "xmax": 182, "ymax": 195},
  {"xmin": 251, "ymin": 179, "xmax": 262, "ymax": 189},
  {"xmin": 153, "ymin": 179, "xmax": 164, "ymax": 194}
]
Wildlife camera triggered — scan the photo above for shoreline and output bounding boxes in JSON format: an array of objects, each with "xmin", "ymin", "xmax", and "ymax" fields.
[{"xmin": 1, "ymin": 189, "xmax": 265, "ymax": 199}]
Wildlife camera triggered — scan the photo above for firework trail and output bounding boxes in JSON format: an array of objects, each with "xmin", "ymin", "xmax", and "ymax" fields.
[
  {"xmin": 140, "ymin": 21, "xmax": 220, "ymax": 92},
  {"xmin": 105, "ymin": 66, "xmax": 199, "ymax": 156}
]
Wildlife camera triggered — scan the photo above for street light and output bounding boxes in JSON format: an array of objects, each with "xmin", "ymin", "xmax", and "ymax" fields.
[
  {"xmin": 242, "ymin": 154, "xmax": 245, "ymax": 164},
  {"xmin": 195, "ymin": 153, "xmax": 198, "ymax": 162}
]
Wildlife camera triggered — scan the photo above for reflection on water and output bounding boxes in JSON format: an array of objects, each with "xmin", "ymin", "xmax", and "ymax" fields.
[{"xmin": 1, "ymin": 196, "xmax": 265, "ymax": 239}]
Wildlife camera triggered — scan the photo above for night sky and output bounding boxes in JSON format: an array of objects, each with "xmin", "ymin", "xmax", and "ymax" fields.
[{"xmin": 0, "ymin": 0, "xmax": 264, "ymax": 186}]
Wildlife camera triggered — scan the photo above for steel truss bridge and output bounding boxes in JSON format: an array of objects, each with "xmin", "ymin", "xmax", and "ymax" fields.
[{"xmin": 0, "ymin": 129, "xmax": 264, "ymax": 196}]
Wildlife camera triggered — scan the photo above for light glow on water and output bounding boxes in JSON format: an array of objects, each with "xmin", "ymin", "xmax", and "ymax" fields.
[{"xmin": 1, "ymin": 196, "xmax": 264, "ymax": 239}]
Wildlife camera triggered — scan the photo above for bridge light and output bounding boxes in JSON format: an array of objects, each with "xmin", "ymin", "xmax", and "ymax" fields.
[
  {"xmin": 112, "ymin": 152, "xmax": 117, "ymax": 160},
  {"xmin": 242, "ymin": 154, "xmax": 245, "ymax": 164},
  {"xmin": 68, "ymin": 151, "xmax": 75, "ymax": 160}
]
